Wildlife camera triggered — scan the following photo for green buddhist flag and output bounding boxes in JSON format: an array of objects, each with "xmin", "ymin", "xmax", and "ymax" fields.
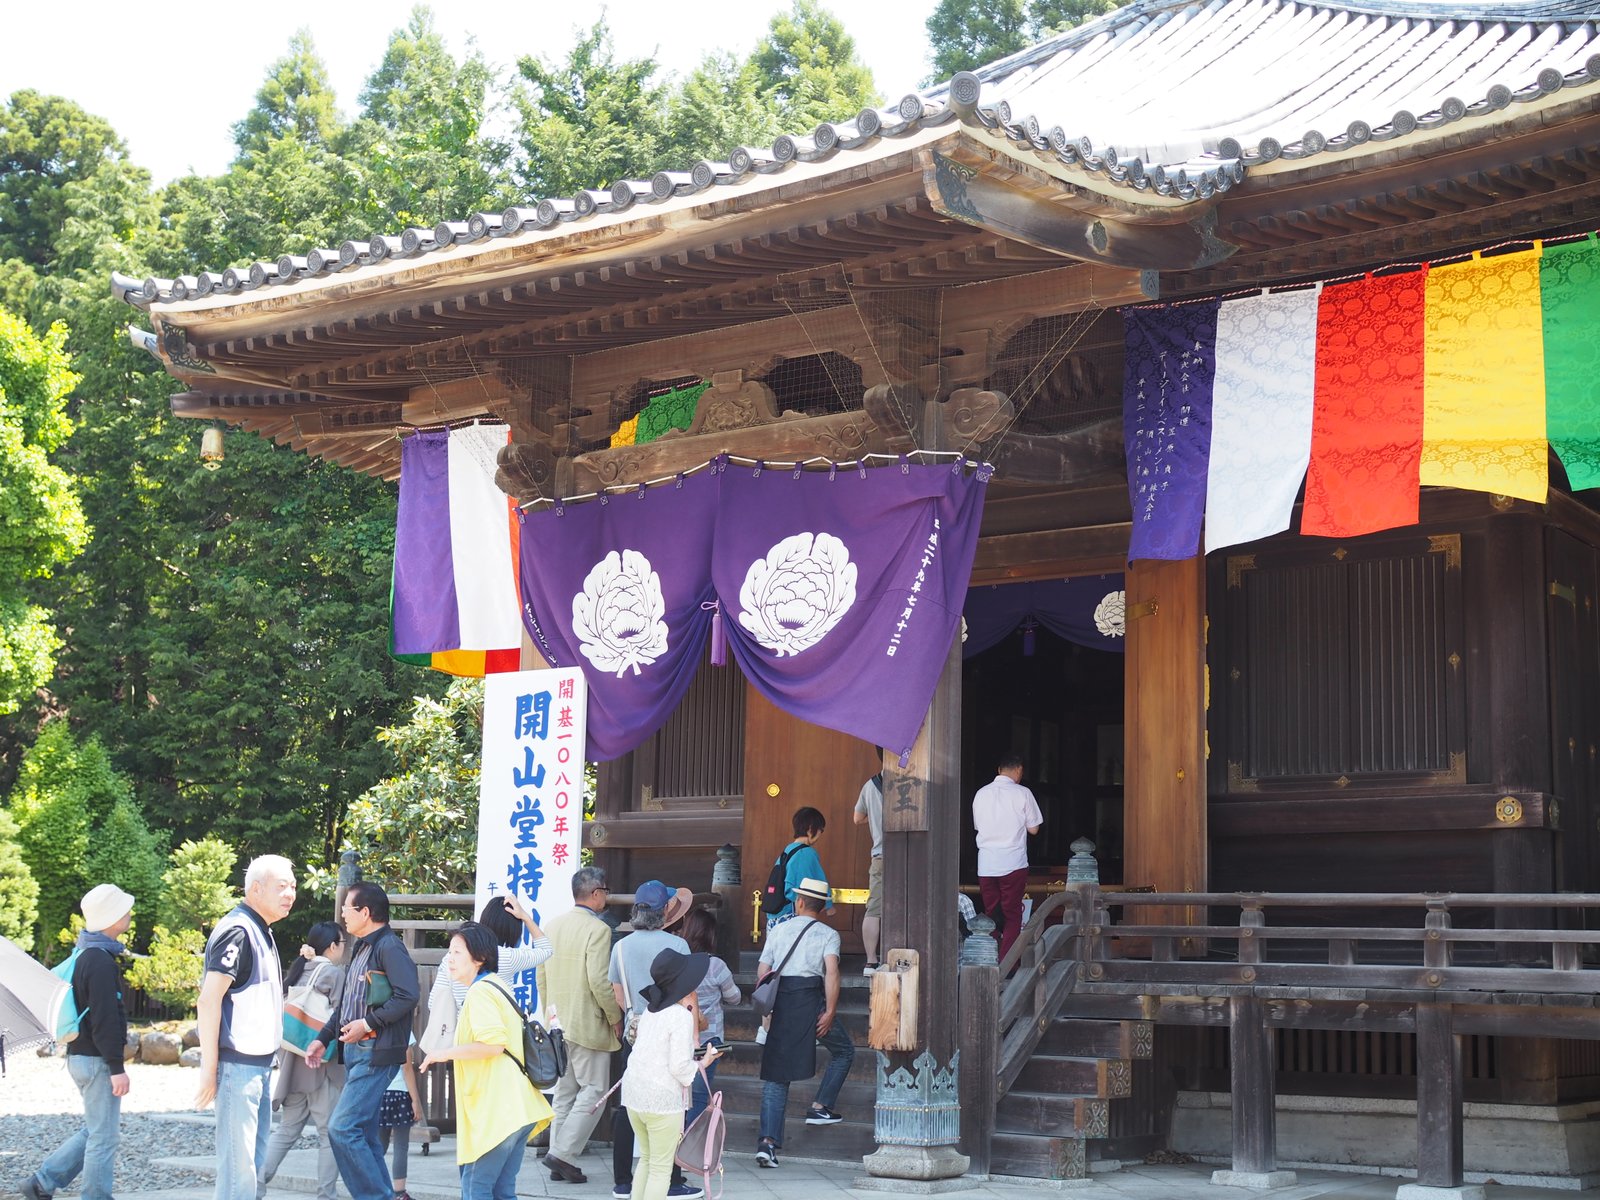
[{"xmin": 1541, "ymin": 237, "xmax": 1600, "ymax": 490}]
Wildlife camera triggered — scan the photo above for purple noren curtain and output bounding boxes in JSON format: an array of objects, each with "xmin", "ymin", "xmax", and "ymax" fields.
[
  {"xmin": 962, "ymin": 576, "xmax": 1127, "ymax": 658},
  {"xmin": 516, "ymin": 458, "xmax": 990, "ymax": 761}
]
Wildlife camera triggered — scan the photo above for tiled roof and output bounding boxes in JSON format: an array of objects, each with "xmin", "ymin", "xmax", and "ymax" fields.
[{"xmin": 113, "ymin": 0, "xmax": 1600, "ymax": 310}]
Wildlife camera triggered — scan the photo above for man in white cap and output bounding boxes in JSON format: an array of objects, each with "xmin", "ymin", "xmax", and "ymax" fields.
[
  {"xmin": 195, "ymin": 854, "xmax": 296, "ymax": 1200},
  {"xmin": 20, "ymin": 883, "xmax": 135, "ymax": 1200}
]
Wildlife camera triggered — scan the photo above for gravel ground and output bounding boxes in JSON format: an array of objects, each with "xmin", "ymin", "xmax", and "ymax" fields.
[{"xmin": 0, "ymin": 1050, "xmax": 298, "ymax": 1197}]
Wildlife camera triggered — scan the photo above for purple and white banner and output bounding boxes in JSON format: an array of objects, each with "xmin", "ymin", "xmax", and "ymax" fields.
[
  {"xmin": 476, "ymin": 668, "xmax": 585, "ymax": 1012},
  {"xmin": 517, "ymin": 458, "xmax": 989, "ymax": 762}
]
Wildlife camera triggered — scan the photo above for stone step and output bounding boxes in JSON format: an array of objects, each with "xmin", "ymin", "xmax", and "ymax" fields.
[{"xmin": 1037, "ymin": 1017, "xmax": 1154, "ymax": 1060}]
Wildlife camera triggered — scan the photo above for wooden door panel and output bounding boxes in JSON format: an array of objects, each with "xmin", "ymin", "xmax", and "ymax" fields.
[{"xmin": 741, "ymin": 688, "xmax": 879, "ymax": 953}]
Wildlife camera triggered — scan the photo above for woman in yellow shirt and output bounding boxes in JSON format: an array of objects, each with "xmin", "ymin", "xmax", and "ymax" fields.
[{"xmin": 419, "ymin": 922, "xmax": 552, "ymax": 1200}]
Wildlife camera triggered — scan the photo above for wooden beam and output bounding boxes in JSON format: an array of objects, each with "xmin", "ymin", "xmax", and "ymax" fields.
[
  {"xmin": 958, "ymin": 962, "xmax": 1000, "ymax": 1174},
  {"xmin": 924, "ymin": 150, "xmax": 1235, "ymax": 272}
]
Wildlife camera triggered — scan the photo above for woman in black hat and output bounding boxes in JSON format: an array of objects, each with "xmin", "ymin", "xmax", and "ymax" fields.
[{"xmin": 619, "ymin": 950, "xmax": 724, "ymax": 1200}]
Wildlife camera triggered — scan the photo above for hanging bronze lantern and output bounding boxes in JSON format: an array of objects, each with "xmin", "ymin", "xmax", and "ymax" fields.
[{"xmin": 200, "ymin": 427, "xmax": 224, "ymax": 470}]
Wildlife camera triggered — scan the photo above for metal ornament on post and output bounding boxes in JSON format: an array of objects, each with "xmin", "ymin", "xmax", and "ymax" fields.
[
  {"xmin": 874, "ymin": 1050, "xmax": 962, "ymax": 1146},
  {"xmin": 1067, "ymin": 837, "xmax": 1100, "ymax": 884}
]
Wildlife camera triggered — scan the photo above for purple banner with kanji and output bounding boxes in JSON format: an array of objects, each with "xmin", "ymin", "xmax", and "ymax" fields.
[
  {"xmin": 475, "ymin": 668, "xmax": 584, "ymax": 1013},
  {"xmin": 516, "ymin": 471, "xmax": 718, "ymax": 761},
  {"xmin": 1123, "ymin": 301, "xmax": 1218, "ymax": 560},
  {"xmin": 714, "ymin": 458, "xmax": 988, "ymax": 759}
]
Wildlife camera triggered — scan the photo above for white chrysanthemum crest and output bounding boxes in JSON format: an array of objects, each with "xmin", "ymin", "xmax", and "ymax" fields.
[
  {"xmin": 572, "ymin": 549, "xmax": 670, "ymax": 676},
  {"xmin": 738, "ymin": 531, "xmax": 857, "ymax": 657},
  {"xmin": 1094, "ymin": 590, "xmax": 1126, "ymax": 638}
]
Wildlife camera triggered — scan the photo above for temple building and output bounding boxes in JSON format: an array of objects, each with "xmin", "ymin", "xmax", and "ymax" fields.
[{"xmin": 118, "ymin": 0, "xmax": 1600, "ymax": 1189}]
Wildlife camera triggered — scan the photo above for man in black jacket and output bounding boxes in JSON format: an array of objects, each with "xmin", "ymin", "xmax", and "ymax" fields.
[
  {"xmin": 21, "ymin": 883, "xmax": 135, "ymax": 1200},
  {"xmin": 306, "ymin": 881, "xmax": 419, "ymax": 1200}
]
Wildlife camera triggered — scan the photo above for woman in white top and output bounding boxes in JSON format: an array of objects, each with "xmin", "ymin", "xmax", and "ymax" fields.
[
  {"xmin": 427, "ymin": 894, "xmax": 553, "ymax": 1018},
  {"xmin": 621, "ymin": 950, "xmax": 724, "ymax": 1200}
]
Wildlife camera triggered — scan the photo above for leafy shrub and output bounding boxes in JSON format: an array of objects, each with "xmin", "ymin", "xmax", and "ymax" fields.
[
  {"xmin": 159, "ymin": 836, "xmax": 238, "ymax": 932},
  {"xmin": 124, "ymin": 925, "xmax": 206, "ymax": 1012},
  {"xmin": 0, "ymin": 808, "xmax": 39, "ymax": 951}
]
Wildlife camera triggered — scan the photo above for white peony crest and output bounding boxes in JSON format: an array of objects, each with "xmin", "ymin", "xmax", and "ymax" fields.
[
  {"xmin": 1094, "ymin": 590, "xmax": 1126, "ymax": 638},
  {"xmin": 738, "ymin": 531, "xmax": 858, "ymax": 657},
  {"xmin": 572, "ymin": 549, "xmax": 670, "ymax": 676}
]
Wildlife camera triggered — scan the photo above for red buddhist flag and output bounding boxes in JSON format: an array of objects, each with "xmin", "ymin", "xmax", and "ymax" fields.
[{"xmin": 1302, "ymin": 273, "xmax": 1427, "ymax": 537}]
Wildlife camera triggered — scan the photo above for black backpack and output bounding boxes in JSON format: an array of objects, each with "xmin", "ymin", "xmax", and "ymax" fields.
[
  {"xmin": 482, "ymin": 977, "xmax": 567, "ymax": 1089},
  {"xmin": 761, "ymin": 844, "xmax": 804, "ymax": 915}
]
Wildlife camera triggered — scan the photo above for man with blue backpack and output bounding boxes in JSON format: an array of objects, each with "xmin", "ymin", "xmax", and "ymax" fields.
[{"xmin": 20, "ymin": 883, "xmax": 136, "ymax": 1200}]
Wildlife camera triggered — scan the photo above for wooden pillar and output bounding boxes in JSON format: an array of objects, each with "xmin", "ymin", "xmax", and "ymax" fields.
[
  {"xmin": 1123, "ymin": 555, "xmax": 1207, "ymax": 934},
  {"xmin": 865, "ymin": 634, "xmax": 969, "ymax": 1179},
  {"xmin": 1413, "ymin": 1003, "xmax": 1466, "ymax": 1190},
  {"xmin": 1209, "ymin": 995, "xmax": 1294, "ymax": 1187},
  {"xmin": 956, "ymin": 950, "xmax": 1000, "ymax": 1176}
]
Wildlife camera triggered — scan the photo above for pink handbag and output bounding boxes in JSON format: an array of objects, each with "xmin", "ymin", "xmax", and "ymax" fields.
[{"xmin": 674, "ymin": 1064, "xmax": 725, "ymax": 1200}]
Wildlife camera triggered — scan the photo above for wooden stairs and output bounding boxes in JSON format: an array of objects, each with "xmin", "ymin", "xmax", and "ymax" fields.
[{"xmin": 709, "ymin": 962, "xmax": 1160, "ymax": 1180}]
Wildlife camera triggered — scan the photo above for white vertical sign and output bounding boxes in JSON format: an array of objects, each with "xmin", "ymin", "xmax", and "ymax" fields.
[{"xmin": 476, "ymin": 667, "xmax": 587, "ymax": 1012}]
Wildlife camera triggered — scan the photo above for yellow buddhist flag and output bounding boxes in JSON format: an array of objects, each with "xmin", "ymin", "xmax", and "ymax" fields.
[{"xmin": 1421, "ymin": 248, "xmax": 1547, "ymax": 502}]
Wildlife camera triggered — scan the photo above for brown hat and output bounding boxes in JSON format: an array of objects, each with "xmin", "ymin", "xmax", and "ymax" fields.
[{"xmin": 662, "ymin": 886, "xmax": 694, "ymax": 928}]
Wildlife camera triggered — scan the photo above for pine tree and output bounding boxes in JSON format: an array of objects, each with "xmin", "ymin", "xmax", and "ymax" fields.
[
  {"xmin": 85, "ymin": 795, "xmax": 165, "ymax": 942},
  {"xmin": 159, "ymin": 837, "xmax": 238, "ymax": 933}
]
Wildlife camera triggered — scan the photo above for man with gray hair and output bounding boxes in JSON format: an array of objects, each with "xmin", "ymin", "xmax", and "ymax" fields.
[
  {"xmin": 196, "ymin": 855, "xmax": 297, "ymax": 1200},
  {"xmin": 535, "ymin": 866, "xmax": 623, "ymax": 1183}
]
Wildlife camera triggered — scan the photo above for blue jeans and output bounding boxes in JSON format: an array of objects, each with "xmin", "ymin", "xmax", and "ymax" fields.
[
  {"xmin": 36, "ymin": 1056, "xmax": 120, "ymax": 1200},
  {"xmin": 215, "ymin": 1059, "xmax": 274, "ymax": 1200},
  {"xmin": 757, "ymin": 1020, "xmax": 855, "ymax": 1145},
  {"xmin": 328, "ymin": 1042, "xmax": 400, "ymax": 1200},
  {"xmin": 459, "ymin": 1122, "xmax": 534, "ymax": 1200}
]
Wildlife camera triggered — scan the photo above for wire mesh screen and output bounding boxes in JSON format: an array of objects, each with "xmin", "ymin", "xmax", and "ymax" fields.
[
  {"xmin": 771, "ymin": 265, "xmax": 941, "ymax": 438},
  {"xmin": 983, "ymin": 308, "xmax": 1119, "ymax": 438},
  {"xmin": 983, "ymin": 307, "xmax": 1117, "ymax": 439}
]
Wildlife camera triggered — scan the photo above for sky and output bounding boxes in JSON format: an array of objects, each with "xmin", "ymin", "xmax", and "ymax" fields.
[{"xmin": 6, "ymin": 0, "xmax": 943, "ymax": 186}]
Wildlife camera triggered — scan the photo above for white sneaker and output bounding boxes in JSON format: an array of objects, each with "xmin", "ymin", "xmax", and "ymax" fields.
[{"xmin": 863, "ymin": 962, "xmax": 880, "ymax": 976}]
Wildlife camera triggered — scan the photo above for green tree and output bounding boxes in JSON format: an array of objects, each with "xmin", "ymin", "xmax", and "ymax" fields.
[
  {"xmin": 924, "ymin": 0, "xmax": 1116, "ymax": 81},
  {"xmin": 232, "ymin": 30, "xmax": 342, "ymax": 160},
  {"xmin": 664, "ymin": 54, "xmax": 784, "ymax": 163},
  {"xmin": 339, "ymin": 6, "xmax": 512, "ymax": 229},
  {"xmin": 751, "ymin": 0, "xmax": 879, "ymax": 130},
  {"xmin": 0, "ymin": 310, "xmax": 87, "ymax": 714},
  {"xmin": 338, "ymin": 679, "xmax": 485, "ymax": 895},
  {"xmin": 0, "ymin": 807, "xmax": 39, "ymax": 951},
  {"xmin": 0, "ymin": 92, "xmax": 128, "ymax": 268},
  {"xmin": 159, "ymin": 836, "xmax": 238, "ymax": 932},
  {"xmin": 84, "ymin": 795, "xmax": 165, "ymax": 937},
  {"xmin": 11, "ymin": 793, "xmax": 88, "ymax": 960},
  {"xmin": 513, "ymin": 19, "xmax": 670, "ymax": 199}
]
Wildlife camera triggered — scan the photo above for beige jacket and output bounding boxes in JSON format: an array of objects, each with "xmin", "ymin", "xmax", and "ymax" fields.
[{"xmin": 536, "ymin": 906, "xmax": 622, "ymax": 1051}]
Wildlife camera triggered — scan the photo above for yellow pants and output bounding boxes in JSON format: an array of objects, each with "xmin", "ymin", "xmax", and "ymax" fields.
[{"xmin": 628, "ymin": 1109, "xmax": 684, "ymax": 1200}]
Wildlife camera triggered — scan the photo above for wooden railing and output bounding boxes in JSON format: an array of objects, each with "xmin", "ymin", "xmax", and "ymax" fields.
[{"xmin": 957, "ymin": 885, "xmax": 1600, "ymax": 1186}]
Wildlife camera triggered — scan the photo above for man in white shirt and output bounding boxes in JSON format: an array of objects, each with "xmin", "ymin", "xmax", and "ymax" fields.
[{"xmin": 972, "ymin": 753, "xmax": 1043, "ymax": 963}]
